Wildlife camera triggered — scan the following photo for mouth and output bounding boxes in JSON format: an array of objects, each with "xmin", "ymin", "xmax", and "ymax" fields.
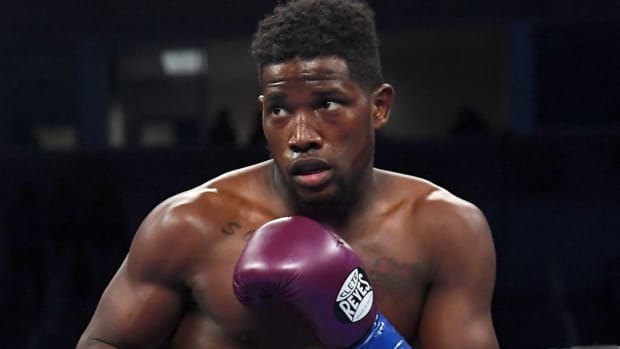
[{"xmin": 288, "ymin": 158, "xmax": 333, "ymax": 188}]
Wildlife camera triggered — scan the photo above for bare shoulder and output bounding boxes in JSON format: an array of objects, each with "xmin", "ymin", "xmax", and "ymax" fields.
[
  {"xmin": 127, "ymin": 161, "xmax": 273, "ymax": 283},
  {"xmin": 418, "ymin": 184, "xmax": 491, "ymax": 242},
  {"xmin": 378, "ymin": 169, "xmax": 494, "ymax": 265},
  {"xmin": 407, "ymin": 177, "xmax": 496, "ymax": 290},
  {"xmin": 377, "ymin": 174, "xmax": 499, "ymax": 348}
]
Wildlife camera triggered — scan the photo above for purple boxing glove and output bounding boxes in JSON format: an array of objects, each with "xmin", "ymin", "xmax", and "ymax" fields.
[{"xmin": 233, "ymin": 216, "xmax": 377, "ymax": 348}]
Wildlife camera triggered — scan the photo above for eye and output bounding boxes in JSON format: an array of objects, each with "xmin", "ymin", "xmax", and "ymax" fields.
[
  {"xmin": 270, "ymin": 105, "xmax": 289, "ymax": 117},
  {"xmin": 319, "ymin": 100, "xmax": 340, "ymax": 111}
]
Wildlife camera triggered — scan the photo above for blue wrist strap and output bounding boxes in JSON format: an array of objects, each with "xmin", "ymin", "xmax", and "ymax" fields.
[{"xmin": 351, "ymin": 313, "xmax": 412, "ymax": 349}]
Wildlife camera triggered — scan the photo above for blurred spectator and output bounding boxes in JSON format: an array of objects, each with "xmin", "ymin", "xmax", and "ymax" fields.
[
  {"xmin": 450, "ymin": 105, "xmax": 490, "ymax": 137},
  {"xmin": 248, "ymin": 107, "xmax": 266, "ymax": 147},
  {"xmin": 209, "ymin": 108, "xmax": 237, "ymax": 146}
]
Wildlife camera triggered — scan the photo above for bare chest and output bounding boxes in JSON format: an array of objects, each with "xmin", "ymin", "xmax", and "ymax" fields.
[
  {"xmin": 173, "ymin": 218, "xmax": 429, "ymax": 348},
  {"xmin": 345, "ymin": 219, "xmax": 431, "ymax": 338}
]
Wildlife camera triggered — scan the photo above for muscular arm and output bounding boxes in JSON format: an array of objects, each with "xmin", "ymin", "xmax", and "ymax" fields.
[
  {"xmin": 77, "ymin": 261, "xmax": 184, "ymax": 349},
  {"xmin": 417, "ymin": 199, "xmax": 499, "ymax": 349},
  {"xmin": 77, "ymin": 202, "xmax": 195, "ymax": 349}
]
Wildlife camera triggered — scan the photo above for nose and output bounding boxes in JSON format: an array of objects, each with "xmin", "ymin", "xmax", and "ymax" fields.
[{"xmin": 288, "ymin": 110, "xmax": 323, "ymax": 153}]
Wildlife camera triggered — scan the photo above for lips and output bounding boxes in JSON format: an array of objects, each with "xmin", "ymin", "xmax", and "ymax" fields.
[{"xmin": 289, "ymin": 158, "xmax": 333, "ymax": 188}]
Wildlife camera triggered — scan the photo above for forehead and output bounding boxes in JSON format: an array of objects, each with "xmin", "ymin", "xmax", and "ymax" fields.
[{"xmin": 261, "ymin": 56, "xmax": 354, "ymax": 90}]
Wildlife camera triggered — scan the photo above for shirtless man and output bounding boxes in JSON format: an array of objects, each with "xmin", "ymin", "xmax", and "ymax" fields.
[{"xmin": 77, "ymin": 0, "xmax": 499, "ymax": 348}]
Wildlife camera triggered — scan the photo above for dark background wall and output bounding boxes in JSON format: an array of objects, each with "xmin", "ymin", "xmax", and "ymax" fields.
[{"xmin": 0, "ymin": 1, "xmax": 619, "ymax": 348}]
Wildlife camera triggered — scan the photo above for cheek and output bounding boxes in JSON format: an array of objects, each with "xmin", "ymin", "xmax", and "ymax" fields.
[
  {"xmin": 263, "ymin": 127, "xmax": 293, "ymax": 168},
  {"xmin": 263, "ymin": 124, "xmax": 285, "ymax": 148},
  {"xmin": 337, "ymin": 112, "xmax": 373, "ymax": 147},
  {"xmin": 327, "ymin": 125, "xmax": 373, "ymax": 172}
]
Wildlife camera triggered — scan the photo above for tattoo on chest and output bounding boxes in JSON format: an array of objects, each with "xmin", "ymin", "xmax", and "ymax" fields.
[
  {"xmin": 221, "ymin": 221, "xmax": 241, "ymax": 235},
  {"xmin": 221, "ymin": 221, "xmax": 255, "ymax": 241},
  {"xmin": 241, "ymin": 230, "xmax": 255, "ymax": 241},
  {"xmin": 366, "ymin": 257, "xmax": 421, "ymax": 300}
]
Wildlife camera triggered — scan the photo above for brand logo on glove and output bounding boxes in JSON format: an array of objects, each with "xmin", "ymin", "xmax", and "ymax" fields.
[{"xmin": 334, "ymin": 267, "xmax": 374, "ymax": 323}]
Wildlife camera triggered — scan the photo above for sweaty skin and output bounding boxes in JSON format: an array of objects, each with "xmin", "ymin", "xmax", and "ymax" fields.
[{"xmin": 77, "ymin": 57, "xmax": 499, "ymax": 349}]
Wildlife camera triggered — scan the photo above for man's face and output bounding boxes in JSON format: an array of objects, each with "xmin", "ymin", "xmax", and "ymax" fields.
[{"xmin": 259, "ymin": 56, "xmax": 389, "ymax": 206}]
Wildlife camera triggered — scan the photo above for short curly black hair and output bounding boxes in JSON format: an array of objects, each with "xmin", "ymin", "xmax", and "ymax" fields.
[{"xmin": 251, "ymin": 0, "xmax": 383, "ymax": 92}]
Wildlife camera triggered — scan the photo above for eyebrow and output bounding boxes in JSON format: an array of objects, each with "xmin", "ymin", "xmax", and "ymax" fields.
[
  {"xmin": 311, "ymin": 88, "xmax": 346, "ymax": 97},
  {"xmin": 262, "ymin": 88, "xmax": 346, "ymax": 104},
  {"xmin": 262, "ymin": 92, "xmax": 286, "ymax": 103}
]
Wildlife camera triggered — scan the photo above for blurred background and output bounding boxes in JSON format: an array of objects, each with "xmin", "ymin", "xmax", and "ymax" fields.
[{"xmin": 0, "ymin": 0, "xmax": 618, "ymax": 348}]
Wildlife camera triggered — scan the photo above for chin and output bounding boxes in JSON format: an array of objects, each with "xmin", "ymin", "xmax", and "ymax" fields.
[{"xmin": 291, "ymin": 183, "xmax": 344, "ymax": 210}]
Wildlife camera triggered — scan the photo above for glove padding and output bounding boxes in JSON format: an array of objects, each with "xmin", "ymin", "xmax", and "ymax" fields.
[{"xmin": 233, "ymin": 216, "xmax": 377, "ymax": 348}]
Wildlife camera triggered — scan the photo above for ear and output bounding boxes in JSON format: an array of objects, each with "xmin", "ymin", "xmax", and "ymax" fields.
[
  {"xmin": 258, "ymin": 95, "xmax": 265, "ymax": 115},
  {"xmin": 370, "ymin": 84, "xmax": 394, "ymax": 130}
]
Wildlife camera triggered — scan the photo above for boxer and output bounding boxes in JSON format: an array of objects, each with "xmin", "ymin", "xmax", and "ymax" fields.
[{"xmin": 77, "ymin": 0, "xmax": 499, "ymax": 348}]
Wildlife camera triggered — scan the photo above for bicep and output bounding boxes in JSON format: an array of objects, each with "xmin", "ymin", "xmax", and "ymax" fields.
[
  {"xmin": 417, "ymin": 286, "xmax": 498, "ymax": 349},
  {"xmin": 78, "ymin": 259, "xmax": 184, "ymax": 349},
  {"xmin": 417, "ymin": 205, "xmax": 499, "ymax": 349}
]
